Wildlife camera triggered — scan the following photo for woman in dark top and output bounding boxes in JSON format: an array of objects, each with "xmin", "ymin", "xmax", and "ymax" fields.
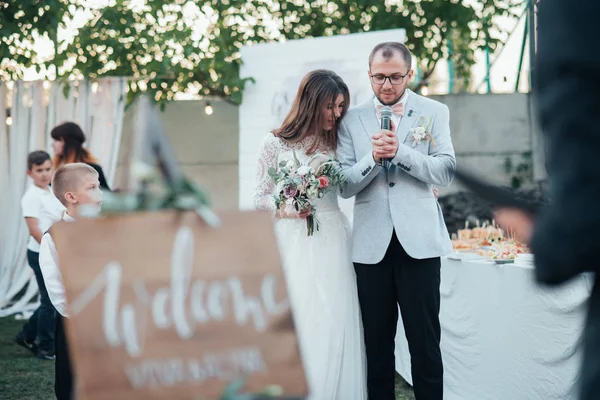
[{"xmin": 50, "ymin": 122, "xmax": 110, "ymax": 190}]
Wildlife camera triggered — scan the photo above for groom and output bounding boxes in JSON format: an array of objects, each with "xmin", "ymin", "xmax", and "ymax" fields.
[{"xmin": 336, "ymin": 42, "xmax": 455, "ymax": 400}]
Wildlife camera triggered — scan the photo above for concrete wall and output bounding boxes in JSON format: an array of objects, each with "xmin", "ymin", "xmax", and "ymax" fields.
[
  {"xmin": 114, "ymin": 92, "xmax": 541, "ymax": 209},
  {"xmin": 430, "ymin": 92, "xmax": 538, "ymax": 195},
  {"xmin": 115, "ymin": 99, "xmax": 239, "ymax": 210}
]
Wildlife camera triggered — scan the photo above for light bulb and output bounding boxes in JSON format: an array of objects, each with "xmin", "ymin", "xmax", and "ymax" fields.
[
  {"xmin": 205, "ymin": 102, "xmax": 213, "ymax": 115},
  {"xmin": 422, "ymin": 86, "xmax": 429, "ymax": 96},
  {"xmin": 6, "ymin": 116, "xmax": 13, "ymax": 126}
]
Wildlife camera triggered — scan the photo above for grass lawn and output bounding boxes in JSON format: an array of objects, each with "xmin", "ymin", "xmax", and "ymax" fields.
[
  {"xmin": 0, "ymin": 316, "xmax": 55, "ymax": 400},
  {"xmin": 0, "ymin": 316, "xmax": 414, "ymax": 399},
  {"xmin": 395, "ymin": 373, "xmax": 416, "ymax": 400}
]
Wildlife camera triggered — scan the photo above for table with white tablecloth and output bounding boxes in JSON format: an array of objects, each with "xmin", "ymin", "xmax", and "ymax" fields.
[{"xmin": 395, "ymin": 258, "xmax": 593, "ymax": 400}]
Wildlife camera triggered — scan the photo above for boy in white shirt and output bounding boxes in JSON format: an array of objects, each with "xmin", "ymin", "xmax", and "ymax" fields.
[
  {"xmin": 39, "ymin": 163, "xmax": 103, "ymax": 400},
  {"xmin": 14, "ymin": 151, "xmax": 56, "ymax": 360}
]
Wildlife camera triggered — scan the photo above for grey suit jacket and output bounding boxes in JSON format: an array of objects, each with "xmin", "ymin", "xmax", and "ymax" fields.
[{"xmin": 336, "ymin": 90, "xmax": 455, "ymax": 264}]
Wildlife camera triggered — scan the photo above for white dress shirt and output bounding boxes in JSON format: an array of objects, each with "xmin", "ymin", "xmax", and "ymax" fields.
[
  {"xmin": 39, "ymin": 212, "xmax": 75, "ymax": 317},
  {"xmin": 38, "ymin": 193, "xmax": 67, "ymax": 235},
  {"xmin": 21, "ymin": 184, "xmax": 63, "ymax": 252},
  {"xmin": 373, "ymin": 90, "xmax": 410, "ymax": 133}
]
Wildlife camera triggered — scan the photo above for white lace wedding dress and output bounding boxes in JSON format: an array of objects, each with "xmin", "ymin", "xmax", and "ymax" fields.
[{"xmin": 253, "ymin": 133, "xmax": 367, "ymax": 400}]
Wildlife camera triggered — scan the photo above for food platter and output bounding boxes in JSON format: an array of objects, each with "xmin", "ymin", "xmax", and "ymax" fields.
[{"xmin": 451, "ymin": 220, "xmax": 530, "ymax": 263}]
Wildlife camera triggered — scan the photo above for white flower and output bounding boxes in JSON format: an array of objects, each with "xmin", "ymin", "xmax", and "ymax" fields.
[
  {"xmin": 307, "ymin": 187, "xmax": 319, "ymax": 199},
  {"xmin": 414, "ymin": 126, "xmax": 426, "ymax": 136},
  {"xmin": 286, "ymin": 159, "xmax": 297, "ymax": 169},
  {"xmin": 410, "ymin": 125, "xmax": 429, "ymax": 145},
  {"xmin": 297, "ymin": 165, "xmax": 313, "ymax": 176},
  {"xmin": 283, "ymin": 199, "xmax": 296, "ymax": 215},
  {"xmin": 276, "ymin": 181, "xmax": 285, "ymax": 193},
  {"xmin": 409, "ymin": 116, "xmax": 436, "ymax": 148}
]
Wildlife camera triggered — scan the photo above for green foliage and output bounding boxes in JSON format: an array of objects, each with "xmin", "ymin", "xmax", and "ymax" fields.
[
  {"xmin": 504, "ymin": 151, "xmax": 532, "ymax": 189},
  {"xmin": 100, "ymin": 165, "xmax": 219, "ymax": 226},
  {"xmin": 0, "ymin": 0, "xmax": 69, "ymax": 78},
  {"xmin": 1, "ymin": 0, "xmax": 522, "ymax": 104}
]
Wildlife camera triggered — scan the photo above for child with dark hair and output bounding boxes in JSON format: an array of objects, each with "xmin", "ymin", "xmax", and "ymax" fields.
[{"xmin": 13, "ymin": 150, "xmax": 56, "ymax": 360}]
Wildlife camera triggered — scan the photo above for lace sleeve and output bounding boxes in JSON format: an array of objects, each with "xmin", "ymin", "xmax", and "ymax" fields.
[{"xmin": 253, "ymin": 134, "xmax": 280, "ymax": 211}]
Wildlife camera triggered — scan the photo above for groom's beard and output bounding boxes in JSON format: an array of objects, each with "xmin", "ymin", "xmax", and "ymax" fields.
[{"xmin": 375, "ymin": 89, "xmax": 405, "ymax": 106}]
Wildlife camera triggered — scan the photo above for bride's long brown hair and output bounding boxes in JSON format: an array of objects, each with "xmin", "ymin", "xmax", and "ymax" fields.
[{"xmin": 273, "ymin": 69, "xmax": 350, "ymax": 154}]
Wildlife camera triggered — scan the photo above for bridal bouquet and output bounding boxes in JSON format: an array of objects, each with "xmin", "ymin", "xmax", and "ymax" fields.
[{"xmin": 268, "ymin": 151, "xmax": 345, "ymax": 236}]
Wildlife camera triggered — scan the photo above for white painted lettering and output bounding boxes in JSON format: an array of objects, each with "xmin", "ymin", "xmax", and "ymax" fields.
[{"xmin": 69, "ymin": 226, "xmax": 289, "ymax": 358}]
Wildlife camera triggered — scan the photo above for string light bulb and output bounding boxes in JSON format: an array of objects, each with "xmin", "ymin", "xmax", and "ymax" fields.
[{"xmin": 205, "ymin": 101, "xmax": 213, "ymax": 115}]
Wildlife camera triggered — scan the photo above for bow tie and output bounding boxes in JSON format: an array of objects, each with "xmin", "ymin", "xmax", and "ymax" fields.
[{"xmin": 376, "ymin": 103, "xmax": 405, "ymax": 118}]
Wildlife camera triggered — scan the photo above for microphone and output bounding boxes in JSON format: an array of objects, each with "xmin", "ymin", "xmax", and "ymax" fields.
[{"xmin": 379, "ymin": 106, "xmax": 393, "ymax": 168}]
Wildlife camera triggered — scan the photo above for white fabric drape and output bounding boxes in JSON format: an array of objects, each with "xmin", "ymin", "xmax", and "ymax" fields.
[
  {"xmin": 86, "ymin": 78, "xmax": 126, "ymax": 185},
  {"xmin": 395, "ymin": 258, "xmax": 591, "ymax": 400},
  {"xmin": 0, "ymin": 78, "xmax": 126, "ymax": 318}
]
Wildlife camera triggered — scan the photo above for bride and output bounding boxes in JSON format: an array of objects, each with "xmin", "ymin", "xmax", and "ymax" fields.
[{"xmin": 253, "ymin": 69, "xmax": 366, "ymax": 399}]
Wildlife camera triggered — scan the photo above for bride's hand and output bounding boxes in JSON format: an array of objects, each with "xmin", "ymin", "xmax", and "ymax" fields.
[
  {"xmin": 298, "ymin": 207, "xmax": 312, "ymax": 219},
  {"xmin": 276, "ymin": 207, "xmax": 312, "ymax": 219},
  {"xmin": 276, "ymin": 209, "xmax": 296, "ymax": 219},
  {"xmin": 309, "ymin": 153, "xmax": 329, "ymax": 171}
]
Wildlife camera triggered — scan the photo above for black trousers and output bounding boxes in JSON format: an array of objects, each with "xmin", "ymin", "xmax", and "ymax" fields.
[
  {"xmin": 22, "ymin": 250, "xmax": 55, "ymax": 352},
  {"xmin": 354, "ymin": 233, "xmax": 443, "ymax": 400},
  {"xmin": 55, "ymin": 314, "xmax": 74, "ymax": 400}
]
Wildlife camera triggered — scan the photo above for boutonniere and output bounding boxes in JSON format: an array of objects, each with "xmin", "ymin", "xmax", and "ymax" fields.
[{"xmin": 409, "ymin": 116, "xmax": 436, "ymax": 147}]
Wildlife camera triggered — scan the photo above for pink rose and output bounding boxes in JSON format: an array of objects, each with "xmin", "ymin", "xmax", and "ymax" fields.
[
  {"xmin": 318, "ymin": 176, "xmax": 329, "ymax": 189},
  {"xmin": 284, "ymin": 186, "xmax": 298, "ymax": 199}
]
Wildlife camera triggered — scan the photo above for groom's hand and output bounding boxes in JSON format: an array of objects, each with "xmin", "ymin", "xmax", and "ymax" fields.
[{"xmin": 372, "ymin": 120, "xmax": 399, "ymax": 161}]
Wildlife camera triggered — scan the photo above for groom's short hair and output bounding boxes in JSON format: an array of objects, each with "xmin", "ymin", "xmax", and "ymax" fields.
[{"xmin": 369, "ymin": 42, "xmax": 412, "ymax": 68}]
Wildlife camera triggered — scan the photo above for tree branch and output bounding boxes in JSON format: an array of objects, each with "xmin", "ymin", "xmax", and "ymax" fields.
[{"xmin": 413, "ymin": 65, "xmax": 438, "ymax": 92}]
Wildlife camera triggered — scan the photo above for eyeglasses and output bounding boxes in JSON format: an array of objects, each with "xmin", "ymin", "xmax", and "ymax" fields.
[{"xmin": 369, "ymin": 71, "xmax": 410, "ymax": 85}]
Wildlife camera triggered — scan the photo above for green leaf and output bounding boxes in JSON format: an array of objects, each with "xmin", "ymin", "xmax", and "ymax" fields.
[
  {"xmin": 292, "ymin": 150, "xmax": 301, "ymax": 168},
  {"xmin": 62, "ymin": 82, "xmax": 71, "ymax": 99}
]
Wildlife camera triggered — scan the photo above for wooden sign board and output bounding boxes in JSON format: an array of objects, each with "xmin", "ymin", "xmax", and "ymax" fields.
[{"xmin": 51, "ymin": 210, "xmax": 308, "ymax": 400}]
